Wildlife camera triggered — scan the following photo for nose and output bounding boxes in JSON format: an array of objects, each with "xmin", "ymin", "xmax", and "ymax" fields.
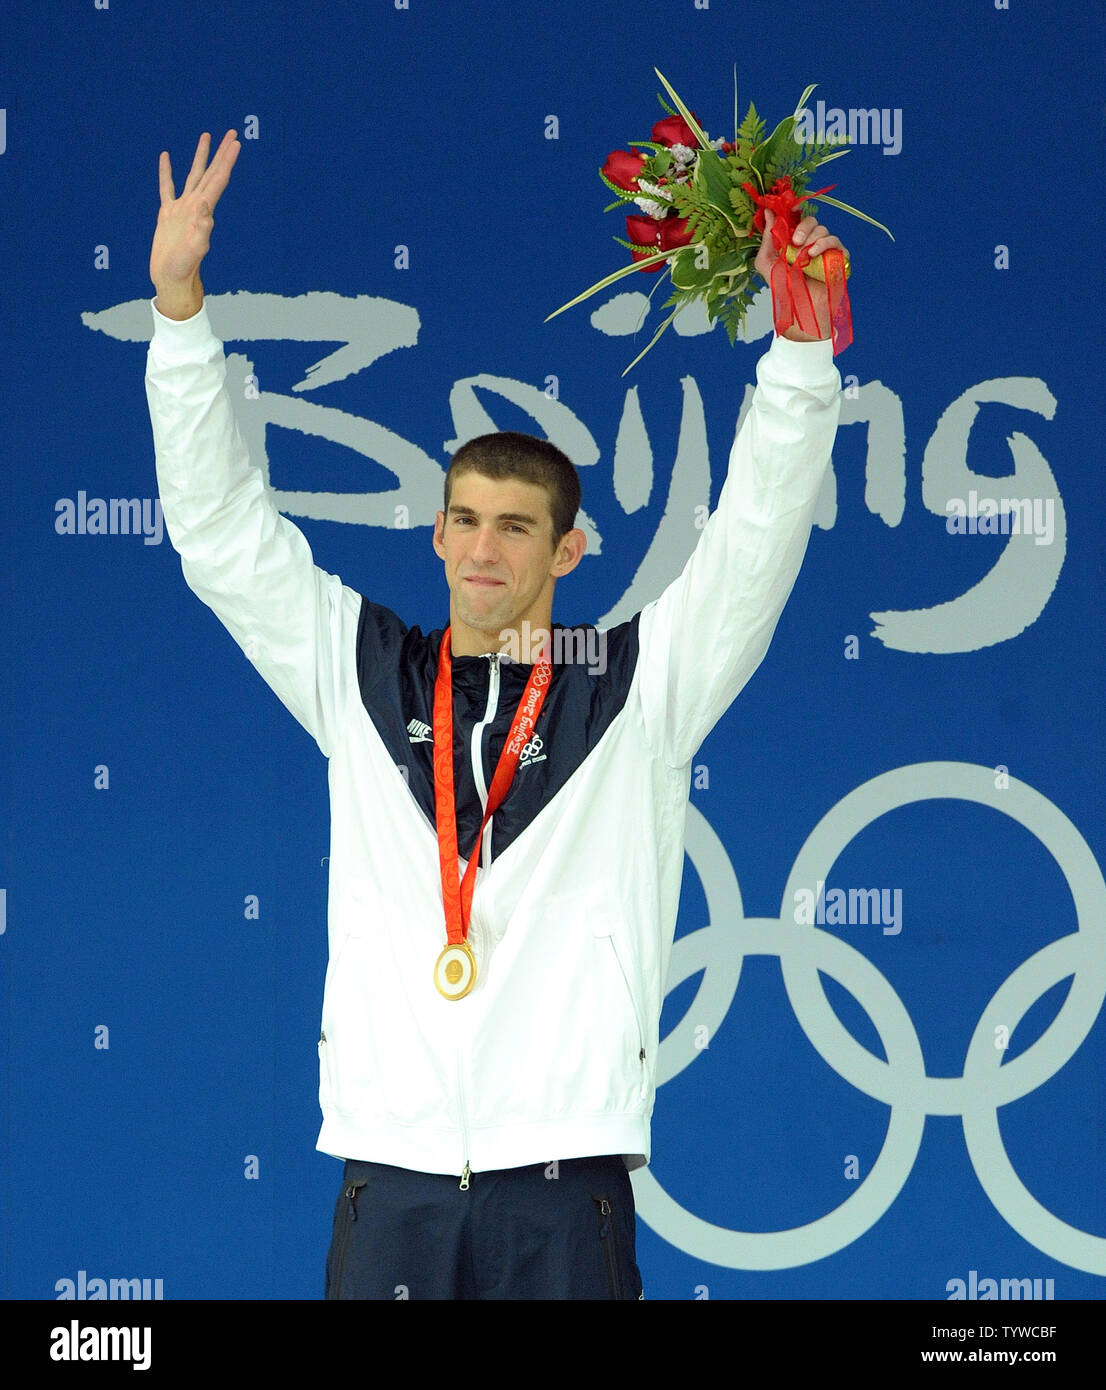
[{"xmin": 469, "ymin": 524, "xmax": 501, "ymax": 566}]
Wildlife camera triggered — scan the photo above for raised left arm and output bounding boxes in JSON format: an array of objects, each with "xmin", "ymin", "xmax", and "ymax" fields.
[{"xmin": 635, "ymin": 262, "xmax": 842, "ymax": 767}]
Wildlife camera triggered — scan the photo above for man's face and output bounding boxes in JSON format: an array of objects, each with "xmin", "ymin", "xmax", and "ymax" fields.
[{"xmin": 433, "ymin": 471, "xmax": 566, "ymax": 642}]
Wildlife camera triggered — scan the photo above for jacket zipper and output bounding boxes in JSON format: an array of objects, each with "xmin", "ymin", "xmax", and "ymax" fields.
[
  {"xmin": 456, "ymin": 1045, "xmax": 473, "ymax": 1190},
  {"xmin": 469, "ymin": 653, "xmax": 500, "ymax": 867},
  {"xmin": 454, "ymin": 653, "xmax": 499, "ymax": 1190}
]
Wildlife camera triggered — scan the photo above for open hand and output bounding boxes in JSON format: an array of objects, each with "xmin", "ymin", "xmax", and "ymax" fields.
[{"xmin": 150, "ymin": 130, "xmax": 241, "ymax": 318}]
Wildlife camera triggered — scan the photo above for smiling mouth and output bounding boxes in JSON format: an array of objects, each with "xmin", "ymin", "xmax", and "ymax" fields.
[{"xmin": 464, "ymin": 577, "xmax": 505, "ymax": 586}]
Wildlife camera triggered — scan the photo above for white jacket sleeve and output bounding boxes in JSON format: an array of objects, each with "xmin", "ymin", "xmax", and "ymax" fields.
[
  {"xmin": 145, "ymin": 297, "xmax": 359, "ymax": 758},
  {"xmin": 637, "ymin": 332, "xmax": 841, "ymax": 768}
]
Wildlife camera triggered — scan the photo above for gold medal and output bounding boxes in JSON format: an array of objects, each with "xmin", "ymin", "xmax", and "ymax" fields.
[
  {"xmin": 434, "ymin": 941, "xmax": 477, "ymax": 1000},
  {"xmin": 432, "ymin": 628, "xmax": 551, "ymax": 1006}
]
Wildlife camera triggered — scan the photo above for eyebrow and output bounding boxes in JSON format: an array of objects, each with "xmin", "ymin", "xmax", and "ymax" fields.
[{"xmin": 447, "ymin": 504, "xmax": 541, "ymax": 526}]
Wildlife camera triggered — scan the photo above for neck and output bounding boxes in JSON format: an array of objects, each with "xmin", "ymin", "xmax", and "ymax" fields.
[{"xmin": 448, "ymin": 611, "xmax": 553, "ymax": 662}]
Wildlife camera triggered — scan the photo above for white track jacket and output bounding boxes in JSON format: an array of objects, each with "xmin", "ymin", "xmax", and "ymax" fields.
[{"xmin": 145, "ymin": 297, "xmax": 841, "ymax": 1176}]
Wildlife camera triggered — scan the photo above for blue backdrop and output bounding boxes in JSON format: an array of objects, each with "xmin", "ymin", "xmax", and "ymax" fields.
[{"xmin": 2, "ymin": 0, "xmax": 1103, "ymax": 1302}]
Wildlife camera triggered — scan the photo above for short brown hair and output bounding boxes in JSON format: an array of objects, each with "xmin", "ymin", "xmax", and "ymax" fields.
[{"xmin": 444, "ymin": 431, "xmax": 581, "ymax": 547}]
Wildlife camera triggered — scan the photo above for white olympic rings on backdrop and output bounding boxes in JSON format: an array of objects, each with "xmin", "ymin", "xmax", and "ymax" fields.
[{"xmin": 633, "ymin": 762, "xmax": 1106, "ymax": 1273}]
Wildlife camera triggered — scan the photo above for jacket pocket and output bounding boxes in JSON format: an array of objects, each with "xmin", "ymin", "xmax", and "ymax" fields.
[
  {"xmin": 590, "ymin": 1193, "xmax": 625, "ymax": 1300},
  {"xmin": 593, "ymin": 922, "xmax": 648, "ymax": 1101},
  {"xmin": 317, "ymin": 1030, "xmax": 331, "ymax": 1111},
  {"xmin": 325, "ymin": 1176, "xmax": 367, "ymax": 1301}
]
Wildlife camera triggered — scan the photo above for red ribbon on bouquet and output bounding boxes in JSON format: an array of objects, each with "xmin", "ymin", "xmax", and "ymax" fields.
[{"xmin": 743, "ymin": 176, "xmax": 853, "ymax": 355}]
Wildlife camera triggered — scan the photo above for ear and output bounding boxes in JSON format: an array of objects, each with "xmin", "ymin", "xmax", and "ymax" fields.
[
  {"xmin": 432, "ymin": 509, "xmax": 446, "ymax": 560},
  {"xmin": 550, "ymin": 526, "xmax": 587, "ymax": 579}
]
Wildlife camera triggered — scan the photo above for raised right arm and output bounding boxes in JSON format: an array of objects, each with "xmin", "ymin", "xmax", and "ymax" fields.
[{"xmin": 146, "ymin": 132, "xmax": 360, "ymax": 757}]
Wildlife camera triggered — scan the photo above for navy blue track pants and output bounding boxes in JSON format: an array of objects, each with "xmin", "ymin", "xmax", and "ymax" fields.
[{"xmin": 324, "ymin": 1154, "xmax": 643, "ymax": 1300}]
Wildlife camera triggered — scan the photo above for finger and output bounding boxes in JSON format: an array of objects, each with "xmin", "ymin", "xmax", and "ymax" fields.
[
  {"xmin": 791, "ymin": 217, "xmax": 827, "ymax": 245},
  {"xmin": 196, "ymin": 130, "xmax": 238, "ymax": 192},
  {"xmin": 157, "ymin": 149, "xmax": 175, "ymax": 207},
  {"xmin": 804, "ymin": 235, "xmax": 846, "ymax": 261},
  {"xmin": 182, "ymin": 132, "xmax": 212, "ymax": 196},
  {"xmin": 195, "ymin": 130, "xmax": 240, "ymax": 209}
]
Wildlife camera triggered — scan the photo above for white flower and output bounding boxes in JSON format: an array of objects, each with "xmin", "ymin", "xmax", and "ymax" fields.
[
  {"xmin": 634, "ymin": 179, "xmax": 672, "ymax": 220},
  {"xmin": 669, "ymin": 143, "xmax": 696, "ymax": 166},
  {"xmin": 709, "ymin": 136, "xmax": 727, "ymax": 151}
]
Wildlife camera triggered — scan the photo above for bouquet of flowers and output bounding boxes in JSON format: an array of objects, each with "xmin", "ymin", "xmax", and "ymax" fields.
[{"xmin": 547, "ymin": 69, "xmax": 893, "ymax": 372}]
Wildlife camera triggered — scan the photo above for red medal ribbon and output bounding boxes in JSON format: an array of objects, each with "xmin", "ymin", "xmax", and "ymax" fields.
[
  {"xmin": 743, "ymin": 176, "xmax": 853, "ymax": 355},
  {"xmin": 821, "ymin": 244, "xmax": 852, "ymax": 355},
  {"xmin": 432, "ymin": 626, "xmax": 553, "ymax": 948}
]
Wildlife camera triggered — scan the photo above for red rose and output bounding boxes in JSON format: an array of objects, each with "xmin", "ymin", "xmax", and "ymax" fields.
[
  {"xmin": 625, "ymin": 214, "xmax": 665, "ymax": 271},
  {"xmin": 658, "ymin": 216, "xmax": 694, "ymax": 252},
  {"xmin": 652, "ymin": 112, "xmax": 698, "ymax": 148},
  {"xmin": 602, "ymin": 148, "xmax": 648, "ymax": 191},
  {"xmin": 625, "ymin": 214, "xmax": 694, "ymax": 271}
]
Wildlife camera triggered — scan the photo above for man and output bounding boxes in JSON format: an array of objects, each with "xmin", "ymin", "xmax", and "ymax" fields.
[{"xmin": 146, "ymin": 129, "xmax": 844, "ymax": 1299}]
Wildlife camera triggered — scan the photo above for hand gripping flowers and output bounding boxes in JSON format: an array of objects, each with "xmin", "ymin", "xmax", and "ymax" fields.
[{"xmin": 547, "ymin": 69, "xmax": 894, "ymax": 373}]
